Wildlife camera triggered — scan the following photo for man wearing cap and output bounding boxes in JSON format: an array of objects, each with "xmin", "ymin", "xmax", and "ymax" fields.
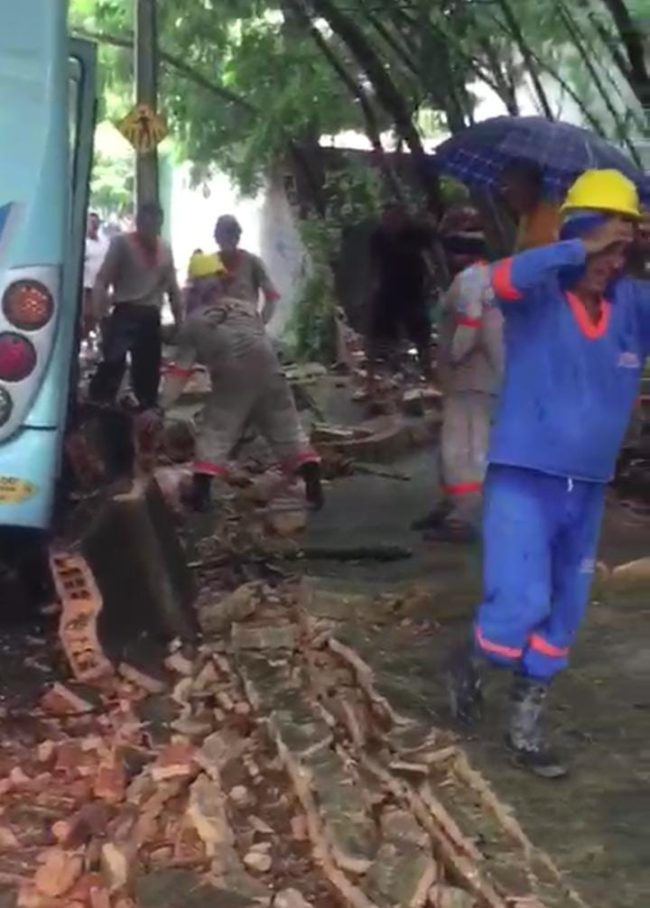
[
  {"xmin": 213, "ymin": 215, "xmax": 280, "ymax": 324},
  {"xmin": 447, "ymin": 170, "xmax": 649, "ymax": 778}
]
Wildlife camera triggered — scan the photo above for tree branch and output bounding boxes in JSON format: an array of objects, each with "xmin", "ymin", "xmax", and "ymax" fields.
[
  {"xmin": 306, "ymin": 0, "xmax": 443, "ymax": 213},
  {"xmin": 73, "ymin": 28, "xmax": 255, "ymax": 113},
  {"xmin": 283, "ymin": 0, "xmax": 404, "ymax": 200},
  {"xmin": 598, "ymin": 0, "xmax": 650, "ymax": 105},
  {"xmin": 555, "ymin": 0, "xmax": 642, "ymax": 163},
  {"xmin": 492, "ymin": 0, "xmax": 554, "ymax": 119}
]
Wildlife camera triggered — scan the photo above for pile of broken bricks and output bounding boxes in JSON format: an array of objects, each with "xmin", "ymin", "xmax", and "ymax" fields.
[{"xmin": 0, "ymin": 574, "xmax": 592, "ymax": 908}]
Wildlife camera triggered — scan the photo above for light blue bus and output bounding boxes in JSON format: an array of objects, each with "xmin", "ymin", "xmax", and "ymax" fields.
[{"xmin": 0, "ymin": 2, "xmax": 97, "ymax": 531}]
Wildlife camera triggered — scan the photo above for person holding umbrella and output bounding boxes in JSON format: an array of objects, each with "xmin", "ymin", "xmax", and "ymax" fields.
[
  {"xmin": 499, "ymin": 161, "xmax": 560, "ymax": 251},
  {"xmin": 447, "ymin": 169, "xmax": 649, "ymax": 779},
  {"xmin": 433, "ymin": 115, "xmax": 647, "ymax": 247}
]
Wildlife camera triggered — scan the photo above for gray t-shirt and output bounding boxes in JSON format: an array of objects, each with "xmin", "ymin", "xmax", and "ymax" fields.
[
  {"xmin": 219, "ymin": 249, "xmax": 277, "ymax": 310},
  {"xmin": 100, "ymin": 233, "xmax": 178, "ymax": 308}
]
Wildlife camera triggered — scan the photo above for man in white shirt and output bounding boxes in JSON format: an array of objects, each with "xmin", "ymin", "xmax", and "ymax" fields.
[{"xmin": 83, "ymin": 212, "xmax": 109, "ymax": 336}]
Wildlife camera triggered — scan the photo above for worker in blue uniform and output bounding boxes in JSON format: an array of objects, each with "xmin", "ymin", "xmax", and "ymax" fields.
[{"xmin": 447, "ymin": 170, "xmax": 650, "ymax": 778}]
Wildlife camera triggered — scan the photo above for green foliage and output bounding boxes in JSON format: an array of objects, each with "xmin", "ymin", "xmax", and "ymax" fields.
[
  {"xmin": 90, "ymin": 147, "xmax": 133, "ymax": 215},
  {"xmin": 290, "ymin": 163, "xmax": 381, "ymax": 362},
  {"xmin": 69, "ymin": 0, "xmax": 648, "ymax": 353}
]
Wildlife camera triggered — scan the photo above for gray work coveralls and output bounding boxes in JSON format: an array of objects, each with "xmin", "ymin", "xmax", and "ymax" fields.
[
  {"xmin": 437, "ymin": 263, "xmax": 504, "ymax": 527},
  {"xmin": 168, "ymin": 296, "xmax": 318, "ymax": 476}
]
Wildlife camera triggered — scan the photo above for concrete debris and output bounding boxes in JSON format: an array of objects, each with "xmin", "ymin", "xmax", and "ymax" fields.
[
  {"xmin": 118, "ymin": 662, "xmax": 166, "ymax": 694},
  {"xmin": 93, "ymin": 759, "xmax": 127, "ymax": 805},
  {"xmin": 232, "ymin": 621, "xmax": 297, "ymax": 652},
  {"xmin": 428, "ymin": 885, "xmax": 477, "ymax": 907},
  {"xmin": 274, "ymin": 889, "xmax": 314, "ymax": 908},
  {"xmin": 0, "ymin": 824, "xmax": 19, "ymax": 849},
  {"xmin": 41, "ymin": 682, "xmax": 94, "ymax": 716},
  {"xmin": 164, "ymin": 651, "xmax": 195, "ymax": 676},
  {"xmin": 33, "ymin": 848, "xmax": 84, "ymax": 898},
  {"xmin": 196, "ymin": 729, "xmax": 247, "ymax": 778},
  {"xmin": 1, "ymin": 572, "xmax": 586, "ymax": 908},
  {"xmin": 199, "ymin": 582, "xmax": 259, "ymax": 635},
  {"xmin": 229, "ymin": 784, "xmax": 253, "ymax": 806},
  {"xmin": 186, "ymin": 774, "xmax": 234, "ymax": 855},
  {"xmin": 151, "ymin": 741, "xmax": 196, "ymax": 782},
  {"xmin": 243, "ymin": 849, "xmax": 272, "ymax": 873},
  {"xmin": 100, "ymin": 842, "xmax": 130, "ymax": 891}
]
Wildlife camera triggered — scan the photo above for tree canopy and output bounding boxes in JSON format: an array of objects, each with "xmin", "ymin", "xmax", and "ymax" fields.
[{"xmin": 70, "ymin": 0, "xmax": 650, "ymax": 201}]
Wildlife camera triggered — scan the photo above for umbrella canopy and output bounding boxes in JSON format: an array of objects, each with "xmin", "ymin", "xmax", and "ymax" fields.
[{"xmin": 432, "ymin": 116, "xmax": 647, "ymax": 202}]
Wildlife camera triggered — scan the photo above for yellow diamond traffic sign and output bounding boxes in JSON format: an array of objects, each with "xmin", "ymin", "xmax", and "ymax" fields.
[{"xmin": 117, "ymin": 104, "xmax": 168, "ymax": 154}]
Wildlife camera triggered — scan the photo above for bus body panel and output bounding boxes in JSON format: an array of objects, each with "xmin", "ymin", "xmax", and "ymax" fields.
[
  {"xmin": 28, "ymin": 40, "xmax": 97, "ymax": 431},
  {"xmin": 0, "ymin": 5, "xmax": 97, "ymax": 530},
  {"xmin": 0, "ymin": 7, "xmax": 68, "ymax": 267},
  {"xmin": 0, "ymin": 429, "xmax": 57, "ymax": 526}
]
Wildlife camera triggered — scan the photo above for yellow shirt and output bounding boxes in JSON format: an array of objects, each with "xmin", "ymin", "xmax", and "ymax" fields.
[{"xmin": 515, "ymin": 202, "xmax": 561, "ymax": 251}]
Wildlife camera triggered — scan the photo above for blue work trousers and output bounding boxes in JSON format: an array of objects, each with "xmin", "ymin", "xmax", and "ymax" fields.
[{"xmin": 474, "ymin": 464, "xmax": 605, "ymax": 681}]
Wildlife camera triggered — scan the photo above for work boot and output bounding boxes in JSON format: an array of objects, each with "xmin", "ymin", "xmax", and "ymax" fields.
[
  {"xmin": 506, "ymin": 676, "xmax": 567, "ymax": 779},
  {"xmin": 446, "ymin": 643, "xmax": 484, "ymax": 725},
  {"xmin": 423, "ymin": 518, "xmax": 479, "ymax": 544},
  {"xmin": 188, "ymin": 473, "xmax": 213, "ymax": 513},
  {"xmin": 411, "ymin": 500, "xmax": 451, "ymax": 532},
  {"xmin": 299, "ymin": 461, "xmax": 325, "ymax": 511}
]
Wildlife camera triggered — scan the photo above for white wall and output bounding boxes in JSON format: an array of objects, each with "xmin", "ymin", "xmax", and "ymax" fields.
[{"xmin": 168, "ymin": 164, "xmax": 308, "ymax": 339}]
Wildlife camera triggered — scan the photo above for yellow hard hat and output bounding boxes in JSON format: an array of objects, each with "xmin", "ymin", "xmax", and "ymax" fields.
[
  {"xmin": 188, "ymin": 252, "xmax": 225, "ymax": 279},
  {"xmin": 562, "ymin": 169, "xmax": 641, "ymax": 219}
]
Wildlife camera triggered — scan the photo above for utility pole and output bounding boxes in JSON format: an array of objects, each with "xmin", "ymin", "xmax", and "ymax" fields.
[{"xmin": 135, "ymin": 0, "xmax": 159, "ymax": 208}]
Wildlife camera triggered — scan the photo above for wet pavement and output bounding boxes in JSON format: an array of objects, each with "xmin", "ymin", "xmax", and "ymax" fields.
[{"xmin": 304, "ymin": 445, "xmax": 650, "ymax": 908}]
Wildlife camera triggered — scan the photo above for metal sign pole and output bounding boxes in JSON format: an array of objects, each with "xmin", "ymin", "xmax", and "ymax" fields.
[{"xmin": 135, "ymin": 0, "xmax": 159, "ymax": 208}]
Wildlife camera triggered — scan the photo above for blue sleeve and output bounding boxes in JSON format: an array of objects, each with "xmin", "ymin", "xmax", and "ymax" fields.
[{"xmin": 492, "ymin": 240, "xmax": 587, "ymax": 301}]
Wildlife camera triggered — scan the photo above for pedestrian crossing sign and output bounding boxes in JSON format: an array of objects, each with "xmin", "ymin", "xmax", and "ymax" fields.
[{"xmin": 117, "ymin": 104, "xmax": 168, "ymax": 154}]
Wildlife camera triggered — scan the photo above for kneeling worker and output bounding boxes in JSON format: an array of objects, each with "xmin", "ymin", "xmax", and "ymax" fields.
[
  {"xmin": 448, "ymin": 170, "xmax": 650, "ymax": 778},
  {"xmin": 158, "ymin": 253, "xmax": 323, "ymax": 512}
]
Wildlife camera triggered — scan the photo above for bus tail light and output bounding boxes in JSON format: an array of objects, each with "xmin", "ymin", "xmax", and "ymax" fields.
[
  {"xmin": 0, "ymin": 333, "xmax": 37, "ymax": 382},
  {"xmin": 2, "ymin": 280, "xmax": 54, "ymax": 331},
  {"xmin": 0, "ymin": 387, "xmax": 12, "ymax": 427}
]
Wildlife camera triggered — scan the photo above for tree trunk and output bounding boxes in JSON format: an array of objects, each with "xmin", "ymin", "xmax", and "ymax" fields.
[
  {"xmin": 284, "ymin": 0, "xmax": 404, "ymax": 201},
  {"xmin": 557, "ymin": 0, "xmax": 642, "ymax": 163},
  {"xmin": 493, "ymin": 0, "xmax": 555, "ymax": 119},
  {"xmin": 309, "ymin": 0, "xmax": 444, "ymax": 214},
  {"xmin": 598, "ymin": 0, "xmax": 650, "ymax": 110}
]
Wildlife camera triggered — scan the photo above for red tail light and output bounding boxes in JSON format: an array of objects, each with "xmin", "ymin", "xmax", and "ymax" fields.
[
  {"xmin": 2, "ymin": 280, "xmax": 54, "ymax": 331},
  {"xmin": 0, "ymin": 333, "xmax": 36, "ymax": 382},
  {"xmin": 0, "ymin": 386, "xmax": 11, "ymax": 426}
]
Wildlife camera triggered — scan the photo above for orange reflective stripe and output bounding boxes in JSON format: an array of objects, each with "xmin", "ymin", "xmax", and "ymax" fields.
[
  {"xmin": 475, "ymin": 627, "xmax": 522, "ymax": 660},
  {"xmin": 456, "ymin": 315, "xmax": 481, "ymax": 328},
  {"xmin": 445, "ymin": 481, "xmax": 482, "ymax": 496},
  {"xmin": 529, "ymin": 635, "xmax": 569, "ymax": 659},
  {"xmin": 491, "ymin": 259, "xmax": 521, "ymax": 301},
  {"xmin": 167, "ymin": 364, "xmax": 193, "ymax": 379},
  {"xmin": 193, "ymin": 461, "xmax": 228, "ymax": 477},
  {"xmin": 565, "ymin": 292, "xmax": 611, "ymax": 340}
]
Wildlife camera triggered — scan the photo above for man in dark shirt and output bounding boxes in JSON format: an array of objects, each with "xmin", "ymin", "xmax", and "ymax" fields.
[{"xmin": 367, "ymin": 204, "xmax": 433, "ymax": 390}]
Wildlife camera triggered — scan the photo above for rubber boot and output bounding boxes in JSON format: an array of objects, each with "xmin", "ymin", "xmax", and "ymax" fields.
[
  {"xmin": 299, "ymin": 461, "xmax": 324, "ymax": 511},
  {"xmin": 446, "ymin": 643, "xmax": 484, "ymax": 725},
  {"xmin": 423, "ymin": 518, "xmax": 479, "ymax": 544},
  {"xmin": 506, "ymin": 676, "xmax": 567, "ymax": 779},
  {"xmin": 411, "ymin": 499, "xmax": 451, "ymax": 532},
  {"xmin": 189, "ymin": 473, "xmax": 213, "ymax": 513}
]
